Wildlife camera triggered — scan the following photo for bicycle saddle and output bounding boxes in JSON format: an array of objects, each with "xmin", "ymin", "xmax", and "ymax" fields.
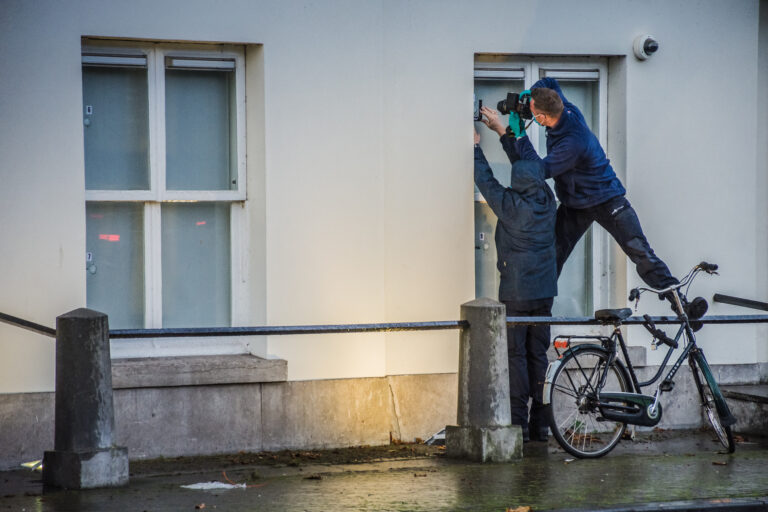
[{"xmin": 594, "ymin": 308, "xmax": 632, "ymax": 323}]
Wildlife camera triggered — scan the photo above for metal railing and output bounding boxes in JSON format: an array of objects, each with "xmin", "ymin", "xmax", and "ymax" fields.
[
  {"xmin": 109, "ymin": 321, "xmax": 466, "ymax": 339},
  {"xmin": 109, "ymin": 314, "xmax": 768, "ymax": 338},
  {"xmin": 2, "ymin": 293, "xmax": 768, "ymax": 340},
  {"xmin": 0, "ymin": 311, "xmax": 56, "ymax": 338},
  {"xmin": 713, "ymin": 293, "xmax": 768, "ymax": 312},
  {"xmin": 504, "ymin": 314, "xmax": 768, "ymax": 326}
]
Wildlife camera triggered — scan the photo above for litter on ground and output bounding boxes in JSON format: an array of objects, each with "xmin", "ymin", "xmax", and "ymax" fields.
[{"xmin": 181, "ymin": 481, "xmax": 246, "ymax": 490}]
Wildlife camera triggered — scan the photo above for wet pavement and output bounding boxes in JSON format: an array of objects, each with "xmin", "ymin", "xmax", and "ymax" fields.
[{"xmin": 2, "ymin": 430, "xmax": 768, "ymax": 511}]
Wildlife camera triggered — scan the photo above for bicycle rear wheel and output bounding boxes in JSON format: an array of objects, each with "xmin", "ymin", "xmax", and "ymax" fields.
[
  {"xmin": 546, "ymin": 347, "xmax": 629, "ymax": 458},
  {"xmin": 690, "ymin": 354, "xmax": 735, "ymax": 453}
]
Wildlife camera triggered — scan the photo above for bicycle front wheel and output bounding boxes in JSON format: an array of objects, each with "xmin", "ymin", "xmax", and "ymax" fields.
[
  {"xmin": 690, "ymin": 354, "xmax": 735, "ymax": 453},
  {"xmin": 547, "ymin": 347, "xmax": 629, "ymax": 458}
]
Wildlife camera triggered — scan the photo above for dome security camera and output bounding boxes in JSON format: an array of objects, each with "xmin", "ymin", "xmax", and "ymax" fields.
[{"xmin": 633, "ymin": 34, "xmax": 659, "ymax": 60}]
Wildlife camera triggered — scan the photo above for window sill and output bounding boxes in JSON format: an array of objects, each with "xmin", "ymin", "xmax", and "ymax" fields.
[{"xmin": 111, "ymin": 354, "xmax": 287, "ymax": 389}]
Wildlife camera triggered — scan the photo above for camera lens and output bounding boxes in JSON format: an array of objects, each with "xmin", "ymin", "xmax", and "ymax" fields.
[{"xmin": 644, "ymin": 39, "xmax": 659, "ymax": 54}]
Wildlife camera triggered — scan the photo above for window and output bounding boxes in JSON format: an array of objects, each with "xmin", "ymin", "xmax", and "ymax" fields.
[
  {"xmin": 83, "ymin": 41, "xmax": 246, "ymax": 329},
  {"xmin": 474, "ymin": 57, "xmax": 610, "ymax": 317}
]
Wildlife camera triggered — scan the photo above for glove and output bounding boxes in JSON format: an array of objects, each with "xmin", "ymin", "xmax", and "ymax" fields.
[
  {"xmin": 519, "ymin": 89, "xmax": 532, "ymax": 101},
  {"xmin": 509, "ymin": 111, "xmax": 526, "ymax": 139}
]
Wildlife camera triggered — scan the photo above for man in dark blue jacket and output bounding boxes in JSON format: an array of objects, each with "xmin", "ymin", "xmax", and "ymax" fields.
[
  {"xmin": 503, "ymin": 78, "xmax": 677, "ymax": 291},
  {"xmin": 474, "ymin": 127, "xmax": 557, "ymax": 442}
]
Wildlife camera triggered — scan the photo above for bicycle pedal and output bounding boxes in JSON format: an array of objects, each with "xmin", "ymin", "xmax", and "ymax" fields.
[{"xmin": 660, "ymin": 380, "xmax": 675, "ymax": 392}]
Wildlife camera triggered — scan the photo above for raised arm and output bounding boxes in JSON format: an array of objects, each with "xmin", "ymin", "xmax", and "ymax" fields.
[
  {"xmin": 499, "ymin": 132, "xmax": 520, "ymax": 165},
  {"xmin": 474, "ymin": 145, "xmax": 516, "ymax": 217},
  {"xmin": 478, "ymin": 105, "xmax": 520, "ymax": 164},
  {"xmin": 514, "ymin": 133, "xmax": 582, "ymax": 180}
]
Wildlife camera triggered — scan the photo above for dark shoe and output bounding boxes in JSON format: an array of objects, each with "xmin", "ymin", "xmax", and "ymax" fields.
[
  {"xmin": 520, "ymin": 427, "xmax": 530, "ymax": 443},
  {"xmin": 530, "ymin": 427, "xmax": 549, "ymax": 442},
  {"xmin": 685, "ymin": 296, "xmax": 708, "ymax": 319},
  {"xmin": 685, "ymin": 296, "xmax": 708, "ymax": 331},
  {"xmin": 667, "ymin": 295, "xmax": 706, "ymax": 331}
]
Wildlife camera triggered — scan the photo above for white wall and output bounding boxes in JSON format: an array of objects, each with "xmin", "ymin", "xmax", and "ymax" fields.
[
  {"xmin": 620, "ymin": 1, "xmax": 762, "ymax": 366},
  {"xmin": 756, "ymin": 0, "xmax": 768, "ymax": 363},
  {"xmin": 0, "ymin": 0, "xmax": 763, "ymax": 392},
  {"xmin": 0, "ymin": 3, "xmax": 86, "ymax": 392}
]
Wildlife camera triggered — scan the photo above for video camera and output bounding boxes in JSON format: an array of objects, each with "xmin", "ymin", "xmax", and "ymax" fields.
[
  {"xmin": 474, "ymin": 92, "xmax": 533, "ymax": 121},
  {"xmin": 496, "ymin": 92, "xmax": 532, "ymax": 120}
]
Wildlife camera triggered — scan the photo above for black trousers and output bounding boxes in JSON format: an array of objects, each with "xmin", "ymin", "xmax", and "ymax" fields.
[
  {"xmin": 556, "ymin": 196, "xmax": 677, "ymax": 290},
  {"xmin": 502, "ymin": 297, "xmax": 553, "ymax": 429}
]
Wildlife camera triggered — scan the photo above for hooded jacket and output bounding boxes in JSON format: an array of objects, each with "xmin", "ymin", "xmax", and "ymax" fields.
[
  {"xmin": 514, "ymin": 77, "xmax": 625, "ymax": 209},
  {"xmin": 474, "ymin": 145, "xmax": 557, "ymax": 301}
]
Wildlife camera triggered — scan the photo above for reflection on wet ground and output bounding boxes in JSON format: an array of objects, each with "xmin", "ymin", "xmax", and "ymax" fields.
[{"xmin": 2, "ymin": 430, "xmax": 767, "ymax": 511}]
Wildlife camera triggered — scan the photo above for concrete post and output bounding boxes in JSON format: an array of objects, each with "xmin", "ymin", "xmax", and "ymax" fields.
[
  {"xmin": 43, "ymin": 308, "xmax": 128, "ymax": 489},
  {"xmin": 445, "ymin": 298, "xmax": 522, "ymax": 461}
]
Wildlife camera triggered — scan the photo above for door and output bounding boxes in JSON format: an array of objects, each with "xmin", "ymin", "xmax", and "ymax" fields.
[{"xmin": 473, "ymin": 58, "xmax": 609, "ymax": 317}]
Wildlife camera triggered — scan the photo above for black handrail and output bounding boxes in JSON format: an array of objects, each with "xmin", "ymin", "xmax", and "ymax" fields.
[
  {"xmin": 713, "ymin": 294, "xmax": 768, "ymax": 312},
  {"xmin": 504, "ymin": 314, "xmax": 768, "ymax": 326},
  {"xmin": 109, "ymin": 320, "xmax": 468, "ymax": 339},
  {"xmin": 3, "ymin": 309, "xmax": 768, "ymax": 341},
  {"xmin": 0, "ymin": 312, "xmax": 56, "ymax": 338},
  {"xmin": 111, "ymin": 314, "xmax": 768, "ymax": 338}
]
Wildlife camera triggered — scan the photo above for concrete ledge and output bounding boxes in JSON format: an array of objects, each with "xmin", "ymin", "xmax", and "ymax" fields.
[
  {"xmin": 2, "ymin": 365, "xmax": 764, "ymax": 470},
  {"xmin": 445, "ymin": 424, "xmax": 523, "ymax": 462},
  {"xmin": 721, "ymin": 384, "xmax": 768, "ymax": 435},
  {"xmin": 386, "ymin": 374, "xmax": 457, "ymax": 442},
  {"xmin": 0, "ymin": 372, "xmax": 457, "ymax": 469},
  {"xmin": 722, "ymin": 385, "xmax": 768, "ymax": 404},
  {"xmin": 111, "ymin": 354, "xmax": 287, "ymax": 389}
]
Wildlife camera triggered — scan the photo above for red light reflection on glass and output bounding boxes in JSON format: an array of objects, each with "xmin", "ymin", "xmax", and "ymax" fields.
[
  {"xmin": 196, "ymin": 221, "xmax": 207, "ymax": 226},
  {"xmin": 99, "ymin": 234, "xmax": 120, "ymax": 242}
]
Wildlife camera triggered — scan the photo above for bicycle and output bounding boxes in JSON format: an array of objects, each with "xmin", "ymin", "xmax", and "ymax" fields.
[{"xmin": 543, "ymin": 261, "xmax": 737, "ymax": 458}]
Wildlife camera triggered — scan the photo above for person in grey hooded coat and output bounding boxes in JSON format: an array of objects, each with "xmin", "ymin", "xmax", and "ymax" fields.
[{"xmin": 474, "ymin": 128, "xmax": 557, "ymax": 442}]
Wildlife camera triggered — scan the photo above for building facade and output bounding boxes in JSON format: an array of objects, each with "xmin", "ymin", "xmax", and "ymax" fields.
[{"xmin": 0, "ymin": 0, "xmax": 766, "ymax": 469}]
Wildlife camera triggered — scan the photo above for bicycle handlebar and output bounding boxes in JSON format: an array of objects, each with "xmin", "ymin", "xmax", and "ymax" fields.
[{"xmin": 628, "ymin": 261, "xmax": 719, "ymax": 302}]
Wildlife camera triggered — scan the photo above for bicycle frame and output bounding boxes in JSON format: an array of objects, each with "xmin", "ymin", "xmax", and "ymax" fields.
[
  {"xmin": 575, "ymin": 311, "xmax": 734, "ymax": 426},
  {"xmin": 619, "ymin": 322, "xmax": 691, "ymax": 395},
  {"xmin": 551, "ymin": 322, "xmax": 690, "ymax": 398},
  {"xmin": 550, "ymin": 317, "xmax": 702, "ymax": 422},
  {"xmin": 545, "ymin": 262, "xmax": 735, "ymax": 456}
]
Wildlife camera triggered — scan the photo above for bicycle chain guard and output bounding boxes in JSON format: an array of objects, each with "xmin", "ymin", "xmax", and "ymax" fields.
[{"xmin": 598, "ymin": 392, "xmax": 663, "ymax": 427}]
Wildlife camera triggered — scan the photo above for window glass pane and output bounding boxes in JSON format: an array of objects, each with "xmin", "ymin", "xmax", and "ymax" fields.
[
  {"xmin": 83, "ymin": 67, "xmax": 150, "ymax": 190},
  {"xmin": 556, "ymin": 80, "xmax": 598, "ymax": 131},
  {"xmin": 165, "ymin": 69, "xmax": 236, "ymax": 190},
  {"xmin": 474, "ymin": 202, "xmax": 500, "ymax": 299},
  {"xmin": 553, "ymin": 228, "xmax": 593, "ymax": 316},
  {"xmin": 86, "ymin": 203, "xmax": 145, "ymax": 328},
  {"xmin": 161, "ymin": 203, "xmax": 231, "ymax": 327},
  {"xmin": 536, "ymin": 79, "xmax": 598, "ymax": 317}
]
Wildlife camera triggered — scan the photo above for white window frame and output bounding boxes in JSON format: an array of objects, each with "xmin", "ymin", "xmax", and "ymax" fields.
[
  {"xmin": 82, "ymin": 41, "xmax": 248, "ymax": 330},
  {"xmin": 473, "ymin": 57, "xmax": 613, "ymax": 322}
]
